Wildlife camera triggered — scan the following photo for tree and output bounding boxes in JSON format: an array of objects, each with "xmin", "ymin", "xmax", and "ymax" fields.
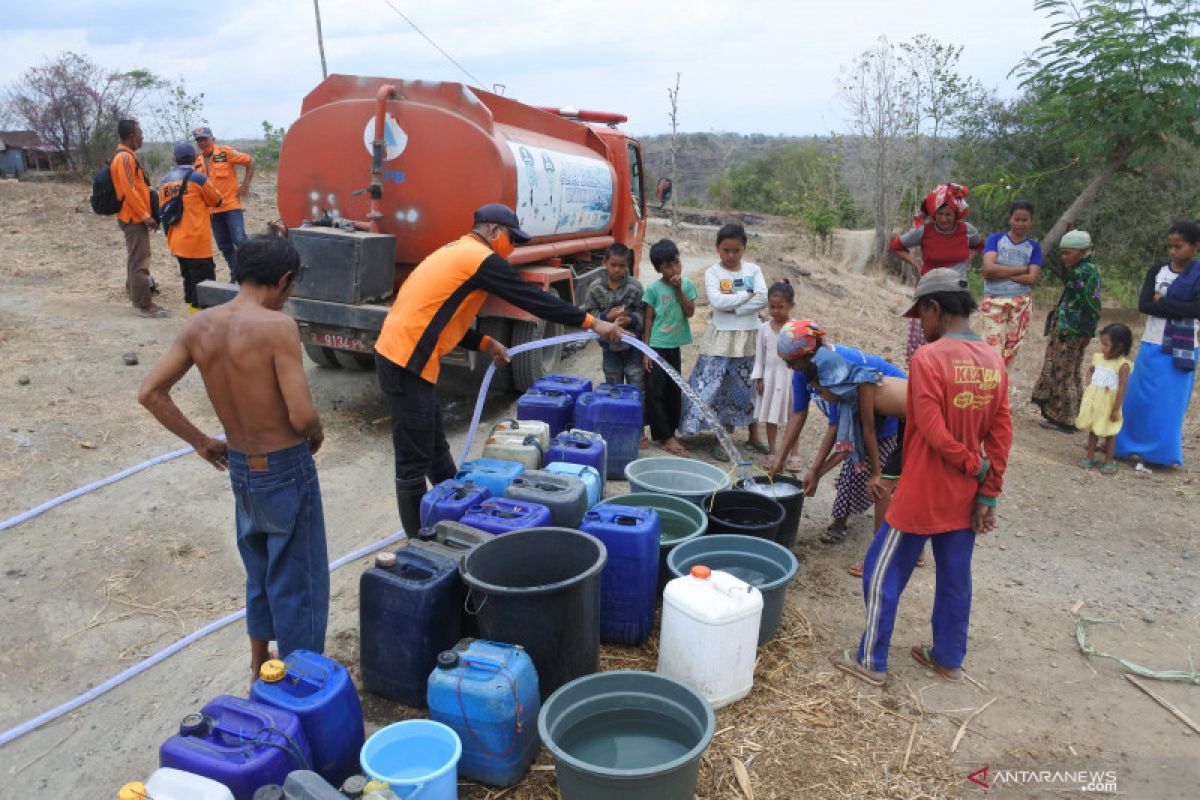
[
  {"xmin": 840, "ymin": 36, "xmax": 912, "ymax": 263},
  {"xmin": 148, "ymin": 77, "xmax": 206, "ymax": 143},
  {"xmin": 1015, "ymin": 0, "xmax": 1200, "ymax": 253},
  {"xmin": 666, "ymin": 72, "xmax": 681, "ymax": 228},
  {"xmin": 253, "ymin": 121, "xmax": 287, "ymax": 168},
  {"xmin": 4, "ymin": 52, "xmax": 158, "ymax": 171}
]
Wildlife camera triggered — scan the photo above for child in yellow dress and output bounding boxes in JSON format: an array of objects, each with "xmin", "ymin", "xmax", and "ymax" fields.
[{"xmin": 1075, "ymin": 322, "xmax": 1133, "ymax": 475}]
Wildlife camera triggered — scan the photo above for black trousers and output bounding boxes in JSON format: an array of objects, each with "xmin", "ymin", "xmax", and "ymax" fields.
[
  {"xmin": 375, "ymin": 355, "xmax": 457, "ymax": 496},
  {"xmin": 645, "ymin": 346, "xmax": 683, "ymax": 442},
  {"xmin": 176, "ymin": 256, "xmax": 215, "ymax": 307}
]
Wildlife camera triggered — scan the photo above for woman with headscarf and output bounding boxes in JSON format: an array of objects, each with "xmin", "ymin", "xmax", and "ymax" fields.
[
  {"xmin": 1030, "ymin": 231, "xmax": 1102, "ymax": 431},
  {"xmin": 888, "ymin": 183, "xmax": 982, "ymax": 365}
]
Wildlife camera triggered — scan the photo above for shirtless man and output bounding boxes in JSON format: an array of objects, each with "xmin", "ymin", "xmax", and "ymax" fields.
[{"xmin": 138, "ymin": 232, "xmax": 328, "ymax": 679}]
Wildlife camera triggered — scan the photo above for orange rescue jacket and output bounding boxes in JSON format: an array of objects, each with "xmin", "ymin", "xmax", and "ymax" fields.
[
  {"xmin": 376, "ymin": 234, "xmax": 594, "ymax": 384},
  {"xmin": 159, "ymin": 166, "xmax": 224, "ymax": 258},
  {"xmin": 111, "ymin": 145, "xmax": 152, "ymax": 225},
  {"xmin": 193, "ymin": 144, "xmax": 252, "ymax": 213}
]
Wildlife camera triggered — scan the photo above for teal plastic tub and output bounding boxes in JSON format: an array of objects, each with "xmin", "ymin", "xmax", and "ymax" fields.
[
  {"xmin": 623, "ymin": 457, "xmax": 730, "ymax": 505},
  {"xmin": 538, "ymin": 670, "xmax": 715, "ymax": 800}
]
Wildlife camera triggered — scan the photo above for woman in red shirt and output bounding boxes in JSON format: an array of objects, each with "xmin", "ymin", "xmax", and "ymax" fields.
[{"xmin": 888, "ymin": 183, "xmax": 982, "ymax": 365}]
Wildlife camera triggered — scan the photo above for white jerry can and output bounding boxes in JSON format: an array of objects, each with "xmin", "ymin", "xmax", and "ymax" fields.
[
  {"xmin": 482, "ymin": 433, "xmax": 544, "ymax": 471},
  {"xmin": 490, "ymin": 419, "xmax": 551, "ymax": 449},
  {"xmin": 119, "ymin": 768, "xmax": 234, "ymax": 800},
  {"xmin": 657, "ymin": 565, "xmax": 763, "ymax": 708}
]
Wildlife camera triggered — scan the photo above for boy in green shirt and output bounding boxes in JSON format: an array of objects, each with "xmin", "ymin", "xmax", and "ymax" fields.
[{"xmin": 642, "ymin": 239, "xmax": 697, "ymax": 455}]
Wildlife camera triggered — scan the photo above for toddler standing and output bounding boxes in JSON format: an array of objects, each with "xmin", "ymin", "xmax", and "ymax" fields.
[
  {"xmin": 1076, "ymin": 323, "xmax": 1133, "ymax": 475},
  {"xmin": 751, "ymin": 279, "xmax": 797, "ymax": 467}
]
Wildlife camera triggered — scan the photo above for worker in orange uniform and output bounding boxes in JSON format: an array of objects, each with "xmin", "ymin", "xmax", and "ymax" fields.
[
  {"xmin": 159, "ymin": 141, "xmax": 225, "ymax": 313},
  {"xmin": 375, "ymin": 203, "xmax": 625, "ymax": 534},
  {"xmin": 192, "ymin": 125, "xmax": 255, "ymax": 279},
  {"xmin": 111, "ymin": 119, "xmax": 167, "ymax": 318}
]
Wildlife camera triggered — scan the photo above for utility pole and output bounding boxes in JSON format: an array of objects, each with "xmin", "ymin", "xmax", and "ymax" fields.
[{"xmin": 313, "ymin": 0, "xmax": 329, "ymax": 79}]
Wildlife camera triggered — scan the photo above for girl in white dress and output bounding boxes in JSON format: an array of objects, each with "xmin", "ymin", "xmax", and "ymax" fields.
[{"xmin": 752, "ymin": 279, "xmax": 797, "ymax": 467}]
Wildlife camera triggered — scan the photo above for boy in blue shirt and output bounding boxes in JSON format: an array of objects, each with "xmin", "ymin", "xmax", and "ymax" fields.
[{"xmin": 641, "ymin": 239, "xmax": 697, "ymax": 455}]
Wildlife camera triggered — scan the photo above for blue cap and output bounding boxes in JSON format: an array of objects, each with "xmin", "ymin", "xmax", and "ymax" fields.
[
  {"xmin": 173, "ymin": 140, "xmax": 197, "ymax": 163},
  {"xmin": 473, "ymin": 203, "xmax": 531, "ymax": 243},
  {"xmin": 192, "ymin": 125, "xmax": 214, "ymax": 140}
]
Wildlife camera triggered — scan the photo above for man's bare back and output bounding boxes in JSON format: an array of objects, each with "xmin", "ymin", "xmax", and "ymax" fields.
[{"xmin": 139, "ymin": 283, "xmax": 322, "ymax": 468}]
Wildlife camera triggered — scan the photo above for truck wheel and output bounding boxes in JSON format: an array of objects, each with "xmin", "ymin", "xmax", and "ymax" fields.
[
  {"xmin": 333, "ymin": 350, "xmax": 374, "ymax": 371},
  {"xmin": 304, "ymin": 344, "xmax": 341, "ymax": 368},
  {"xmin": 510, "ymin": 317, "xmax": 564, "ymax": 392}
]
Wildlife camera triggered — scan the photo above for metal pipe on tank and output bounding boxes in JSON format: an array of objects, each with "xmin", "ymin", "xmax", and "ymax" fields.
[{"xmin": 368, "ymin": 84, "xmax": 399, "ymax": 232}]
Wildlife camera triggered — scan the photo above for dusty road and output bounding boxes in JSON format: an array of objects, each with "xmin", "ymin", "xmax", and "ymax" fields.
[{"xmin": 0, "ymin": 181, "xmax": 1197, "ymax": 798}]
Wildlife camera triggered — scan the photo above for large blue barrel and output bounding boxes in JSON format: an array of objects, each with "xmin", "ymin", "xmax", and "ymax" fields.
[
  {"xmin": 580, "ymin": 504, "xmax": 661, "ymax": 645},
  {"xmin": 460, "ymin": 499, "xmax": 552, "ymax": 535},
  {"xmin": 574, "ymin": 384, "xmax": 643, "ymax": 479},
  {"xmin": 359, "ymin": 548, "xmax": 462, "ymax": 707},
  {"xmin": 420, "ymin": 479, "xmax": 491, "ymax": 528},
  {"xmin": 517, "ymin": 389, "xmax": 573, "ymax": 436},
  {"xmin": 159, "ymin": 696, "xmax": 312, "ymax": 800},
  {"xmin": 250, "ymin": 650, "xmax": 365, "ymax": 787},
  {"xmin": 427, "ymin": 639, "xmax": 542, "ymax": 787}
]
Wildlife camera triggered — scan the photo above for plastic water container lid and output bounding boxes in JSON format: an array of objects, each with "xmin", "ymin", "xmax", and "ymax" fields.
[
  {"xmin": 259, "ymin": 659, "xmax": 286, "ymax": 682},
  {"xmin": 690, "ymin": 565, "xmax": 712, "ymax": 580},
  {"xmin": 375, "ymin": 551, "xmax": 397, "ymax": 568},
  {"xmin": 252, "ymin": 786, "xmax": 285, "ymax": 800},
  {"xmin": 436, "ymin": 650, "xmax": 460, "ymax": 669},
  {"xmin": 341, "ymin": 775, "xmax": 369, "ymax": 796},
  {"xmin": 118, "ymin": 782, "xmax": 146, "ymax": 800},
  {"xmin": 179, "ymin": 712, "xmax": 206, "ymax": 736}
]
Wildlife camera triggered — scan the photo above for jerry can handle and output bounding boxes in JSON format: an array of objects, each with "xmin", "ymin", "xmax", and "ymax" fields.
[
  {"xmin": 489, "ymin": 418, "xmax": 521, "ymax": 437},
  {"xmin": 464, "ymin": 586, "xmax": 489, "ymax": 615}
]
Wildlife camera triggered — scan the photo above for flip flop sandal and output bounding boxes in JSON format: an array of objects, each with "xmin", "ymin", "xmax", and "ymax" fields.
[
  {"xmin": 829, "ymin": 649, "xmax": 885, "ymax": 687},
  {"xmin": 745, "ymin": 440, "xmax": 771, "ymax": 454},
  {"xmin": 916, "ymin": 554, "xmax": 927, "ymax": 567},
  {"xmin": 910, "ymin": 644, "xmax": 963, "ymax": 682},
  {"xmin": 1038, "ymin": 419, "xmax": 1074, "ymax": 433},
  {"xmin": 1100, "ymin": 462, "xmax": 1118, "ymax": 476},
  {"xmin": 820, "ymin": 524, "xmax": 848, "ymax": 544},
  {"xmin": 708, "ymin": 444, "xmax": 731, "ymax": 463},
  {"xmin": 785, "ymin": 455, "xmax": 805, "ymax": 472},
  {"xmin": 1078, "ymin": 457, "xmax": 1099, "ymax": 470},
  {"xmin": 662, "ymin": 440, "xmax": 689, "ymax": 456},
  {"xmin": 847, "ymin": 563, "xmax": 864, "ymax": 578}
]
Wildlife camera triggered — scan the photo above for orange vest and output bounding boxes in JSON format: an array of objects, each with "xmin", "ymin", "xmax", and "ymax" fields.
[
  {"xmin": 111, "ymin": 145, "xmax": 151, "ymax": 224},
  {"xmin": 159, "ymin": 168, "xmax": 224, "ymax": 258},
  {"xmin": 194, "ymin": 144, "xmax": 252, "ymax": 213}
]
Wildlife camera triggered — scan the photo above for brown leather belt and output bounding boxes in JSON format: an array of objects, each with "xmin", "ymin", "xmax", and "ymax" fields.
[{"xmin": 247, "ymin": 454, "xmax": 271, "ymax": 472}]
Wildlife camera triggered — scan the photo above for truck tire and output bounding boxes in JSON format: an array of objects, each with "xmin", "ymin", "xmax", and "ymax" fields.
[
  {"xmin": 510, "ymin": 316, "xmax": 564, "ymax": 392},
  {"xmin": 332, "ymin": 350, "xmax": 374, "ymax": 371},
  {"xmin": 304, "ymin": 344, "xmax": 341, "ymax": 368}
]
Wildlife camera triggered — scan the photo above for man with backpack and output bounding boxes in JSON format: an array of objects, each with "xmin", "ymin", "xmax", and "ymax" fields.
[
  {"xmin": 159, "ymin": 141, "xmax": 224, "ymax": 313},
  {"xmin": 109, "ymin": 119, "xmax": 168, "ymax": 318}
]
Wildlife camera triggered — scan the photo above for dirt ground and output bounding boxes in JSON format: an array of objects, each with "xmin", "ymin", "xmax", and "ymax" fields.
[{"xmin": 0, "ymin": 175, "xmax": 1197, "ymax": 798}]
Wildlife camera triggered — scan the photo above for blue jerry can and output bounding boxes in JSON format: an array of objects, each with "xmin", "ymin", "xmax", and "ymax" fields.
[{"xmin": 581, "ymin": 504, "xmax": 662, "ymax": 646}]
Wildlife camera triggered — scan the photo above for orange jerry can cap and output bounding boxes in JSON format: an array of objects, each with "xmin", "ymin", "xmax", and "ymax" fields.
[{"xmin": 690, "ymin": 565, "xmax": 712, "ymax": 579}]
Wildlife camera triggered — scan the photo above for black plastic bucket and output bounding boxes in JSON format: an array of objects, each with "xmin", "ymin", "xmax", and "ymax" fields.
[
  {"xmin": 702, "ymin": 490, "xmax": 785, "ymax": 541},
  {"xmin": 735, "ymin": 477, "xmax": 806, "ymax": 548},
  {"xmin": 460, "ymin": 528, "xmax": 607, "ymax": 699}
]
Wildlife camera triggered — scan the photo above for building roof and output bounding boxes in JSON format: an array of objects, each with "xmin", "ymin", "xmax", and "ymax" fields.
[{"xmin": 0, "ymin": 131, "xmax": 53, "ymax": 151}]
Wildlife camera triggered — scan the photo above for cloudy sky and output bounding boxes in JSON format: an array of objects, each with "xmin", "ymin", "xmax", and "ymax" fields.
[{"xmin": 3, "ymin": 0, "xmax": 1052, "ymax": 139}]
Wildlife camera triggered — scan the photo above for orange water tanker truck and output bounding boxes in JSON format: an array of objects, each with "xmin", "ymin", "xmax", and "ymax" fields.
[{"xmin": 198, "ymin": 75, "xmax": 648, "ymax": 390}]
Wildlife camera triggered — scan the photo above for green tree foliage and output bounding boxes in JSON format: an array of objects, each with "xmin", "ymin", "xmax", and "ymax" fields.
[
  {"xmin": 4, "ymin": 52, "xmax": 158, "ymax": 171},
  {"xmin": 1013, "ymin": 0, "xmax": 1200, "ymax": 252},
  {"xmin": 706, "ymin": 142, "xmax": 862, "ymax": 246},
  {"xmin": 148, "ymin": 78, "xmax": 206, "ymax": 144},
  {"xmin": 253, "ymin": 120, "xmax": 287, "ymax": 168}
]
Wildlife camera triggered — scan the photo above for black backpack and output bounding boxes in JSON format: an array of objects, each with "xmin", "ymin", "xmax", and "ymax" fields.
[
  {"xmin": 159, "ymin": 168, "xmax": 195, "ymax": 235},
  {"xmin": 89, "ymin": 162, "xmax": 121, "ymax": 215}
]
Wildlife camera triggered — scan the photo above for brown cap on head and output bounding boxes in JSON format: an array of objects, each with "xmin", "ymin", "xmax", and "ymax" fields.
[{"xmin": 901, "ymin": 268, "xmax": 971, "ymax": 318}]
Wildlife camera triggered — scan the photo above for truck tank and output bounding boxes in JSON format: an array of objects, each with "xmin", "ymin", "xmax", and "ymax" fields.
[{"xmin": 277, "ymin": 75, "xmax": 620, "ymax": 266}]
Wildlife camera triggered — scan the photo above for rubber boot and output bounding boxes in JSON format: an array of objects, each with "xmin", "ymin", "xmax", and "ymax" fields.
[
  {"xmin": 395, "ymin": 478, "xmax": 426, "ymax": 535},
  {"xmin": 187, "ymin": 303, "xmax": 200, "ymax": 315},
  {"xmin": 431, "ymin": 451, "xmax": 457, "ymax": 485}
]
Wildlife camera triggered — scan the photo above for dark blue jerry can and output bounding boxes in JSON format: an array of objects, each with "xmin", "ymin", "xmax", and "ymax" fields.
[
  {"xmin": 456, "ymin": 458, "xmax": 525, "ymax": 498},
  {"xmin": 427, "ymin": 639, "xmax": 541, "ymax": 787},
  {"xmin": 531, "ymin": 375, "xmax": 593, "ymax": 412},
  {"xmin": 420, "ymin": 479, "xmax": 491, "ymax": 528},
  {"xmin": 503, "ymin": 469, "xmax": 589, "ymax": 528},
  {"xmin": 574, "ymin": 384, "xmax": 643, "ymax": 479},
  {"xmin": 544, "ymin": 430, "xmax": 607, "ymax": 495},
  {"xmin": 249, "ymin": 650, "xmax": 364, "ymax": 788},
  {"xmin": 459, "ymin": 499, "xmax": 552, "ymax": 535},
  {"xmin": 516, "ymin": 389, "xmax": 573, "ymax": 437},
  {"xmin": 580, "ymin": 504, "xmax": 661, "ymax": 646},
  {"xmin": 359, "ymin": 548, "xmax": 462, "ymax": 707},
  {"xmin": 543, "ymin": 462, "xmax": 603, "ymax": 508},
  {"xmin": 159, "ymin": 695, "xmax": 312, "ymax": 800}
]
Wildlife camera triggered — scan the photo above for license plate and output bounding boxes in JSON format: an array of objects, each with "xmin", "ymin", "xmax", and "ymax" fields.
[{"xmin": 309, "ymin": 331, "xmax": 372, "ymax": 353}]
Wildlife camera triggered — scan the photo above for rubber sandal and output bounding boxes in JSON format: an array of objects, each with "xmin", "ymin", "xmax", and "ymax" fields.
[
  {"xmin": 1078, "ymin": 457, "xmax": 1099, "ymax": 470},
  {"xmin": 661, "ymin": 439, "xmax": 689, "ymax": 456},
  {"xmin": 916, "ymin": 554, "xmax": 927, "ymax": 567},
  {"xmin": 1038, "ymin": 419, "xmax": 1074, "ymax": 433},
  {"xmin": 910, "ymin": 644, "xmax": 963, "ymax": 682},
  {"xmin": 708, "ymin": 444, "xmax": 730, "ymax": 463},
  {"xmin": 847, "ymin": 563, "xmax": 864, "ymax": 578},
  {"xmin": 1100, "ymin": 462, "xmax": 1118, "ymax": 476},
  {"xmin": 746, "ymin": 440, "xmax": 770, "ymax": 454},
  {"xmin": 785, "ymin": 455, "xmax": 805, "ymax": 472},
  {"xmin": 829, "ymin": 649, "xmax": 885, "ymax": 687},
  {"xmin": 820, "ymin": 524, "xmax": 848, "ymax": 544}
]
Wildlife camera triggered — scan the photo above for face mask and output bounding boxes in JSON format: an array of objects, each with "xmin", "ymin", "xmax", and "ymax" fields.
[{"xmin": 489, "ymin": 228, "xmax": 514, "ymax": 259}]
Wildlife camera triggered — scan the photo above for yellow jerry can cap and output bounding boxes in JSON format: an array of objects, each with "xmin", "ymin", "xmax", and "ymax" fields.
[
  {"xmin": 259, "ymin": 659, "xmax": 287, "ymax": 682},
  {"xmin": 118, "ymin": 782, "xmax": 147, "ymax": 800}
]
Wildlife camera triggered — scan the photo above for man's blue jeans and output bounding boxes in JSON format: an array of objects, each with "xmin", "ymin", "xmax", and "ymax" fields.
[
  {"xmin": 228, "ymin": 441, "xmax": 329, "ymax": 657},
  {"xmin": 211, "ymin": 208, "xmax": 247, "ymax": 279}
]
